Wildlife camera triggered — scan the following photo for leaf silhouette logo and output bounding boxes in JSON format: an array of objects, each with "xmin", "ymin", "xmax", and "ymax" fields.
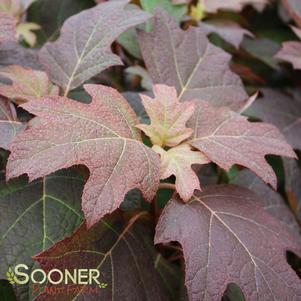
[{"xmin": 6, "ymin": 267, "xmax": 16, "ymax": 285}]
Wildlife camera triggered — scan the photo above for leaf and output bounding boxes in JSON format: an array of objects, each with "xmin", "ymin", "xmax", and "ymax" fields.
[
  {"xmin": 7, "ymin": 84, "xmax": 160, "ymax": 228},
  {"xmin": 155, "ymin": 185, "xmax": 301, "ymax": 301},
  {"xmin": 0, "ymin": 170, "xmax": 84, "ymax": 301},
  {"xmin": 202, "ymin": 0, "xmax": 269, "ymax": 13},
  {"xmin": 0, "ymin": 13, "xmax": 17, "ymax": 43},
  {"xmin": 188, "ymin": 101, "xmax": 296, "ymax": 189},
  {"xmin": 275, "ymin": 27, "xmax": 301, "ymax": 70},
  {"xmin": 16, "ymin": 22, "xmax": 40, "ymax": 47},
  {"xmin": 33, "ymin": 214, "xmax": 171, "ymax": 301},
  {"xmin": 0, "ymin": 97, "xmax": 24, "ymax": 150},
  {"xmin": 153, "ymin": 144, "xmax": 210, "ymax": 200},
  {"xmin": 39, "ymin": 0, "xmax": 151, "ymax": 93},
  {"xmin": 233, "ymin": 169, "xmax": 301, "ymax": 244},
  {"xmin": 246, "ymin": 88, "xmax": 301, "ymax": 150},
  {"xmin": 137, "ymin": 84, "xmax": 195, "ymax": 147},
  {"xmin": 0, "ymin": 65, "xmax": 59, "ymax": 104},
  {"xmin": 283, "ymin": 0, "xmax": 301, "ymax": 27},
  {"xmin": 138, "ymin": 9, "xmax": 248, "ymax": 111},
  {"xmin": 200, "ymin": 20, "xmax": 253, "ymax": 49},
  {"xmin": 242, "ymin": 38, "xmax": 281, "ymax": 70}
]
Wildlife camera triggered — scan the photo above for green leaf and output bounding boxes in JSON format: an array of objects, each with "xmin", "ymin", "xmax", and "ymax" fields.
[
  {"xmin": 140, "ymin": 0, "xmax": 187, "ymax": 25},
  {"xmin": 0, "ymin": 170, "xmax": 84, "ymax": 300}
]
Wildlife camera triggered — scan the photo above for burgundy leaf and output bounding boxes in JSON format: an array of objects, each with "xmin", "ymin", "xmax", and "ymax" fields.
[
  {"xmin": 247, "ymin": 89, "xmax": 301, "ymax": 150},
  {"xmin": 188, "ymin": 101, "xmax": 296, "ymax": 189},
  {"xmin": 138, "ymin": 9, "xmax": 248, "ymax": 111},
  {"xmin": 6, "ymin": 84, "xmax": 160, "ymax": 228},
  {"xmin": 155, "ymin": 185, "xmax": 301, "ymax": 301},
  {"xmin": 33, "ymin": 215, "xmax": 170, "ymax": 301},
  {"xmin": 0, "ymin": 97, "xmax": 24, "ymax": 150},
  {"xmin": 39, "ymin": 0, "xmax": 151, "ymax": 93},
  {"xmin": 233, "ymin": 169, "xmax": 301, "ymax": 244}
]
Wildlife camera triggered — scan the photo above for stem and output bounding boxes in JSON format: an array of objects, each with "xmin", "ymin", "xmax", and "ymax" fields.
[{"xmin": 158, "ymin": 183, "xmax": 176, "ymax": 190}]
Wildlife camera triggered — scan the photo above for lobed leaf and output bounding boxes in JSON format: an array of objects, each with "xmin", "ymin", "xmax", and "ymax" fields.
[
  {"xmin": 39, "ymin": 0, "xmax": 151, "ymax": 93},
  {"xmin": 155, "ymin": 185, "xmax": 301, "ymax": 301},
  {"xmin": 138, "ymin": 9, "xmax": 248, "ymax": 111},
  {"xmin": 33, "ymin": 215, "xmax": 170, "ymax": 301},
  {"xmin": 137, "ymin": 84, "xmax": 195, "ymax": 147},
  {"xmin": 247, "ymin": 88, "xmax": 301, "ymax": 150},
  {"xmin": 0, "ymin": 170, "xmax": 84, "ymax": 301},
  {"xmin": 188, "ymin": 101, "xmax": 296, "ymax": 189},
  {"xmin": 6, "ymin": 84, "xmax": 160, "ymax": 228},
  {"xmin": 153, "ymin": 144, "xmax": 210, "ymax": 200},
  {"xmin": 0, "ymin": 65, "xmax": 59, "ymax": 103}
]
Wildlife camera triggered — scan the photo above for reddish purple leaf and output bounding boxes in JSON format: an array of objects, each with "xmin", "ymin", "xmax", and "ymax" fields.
[
  {"xmin": 155, "ymin": 185, "xmax": 301, "ymax": 301},
  {"xmin": 39, "ymin": 0, "xmax": 151, "ymax": 93},
  {"xmin": 6, "ymin": 84, "xmax": 160, "ymax": 228},
  {"xmin": 188, "ymin": 101, "xmax": 296, "ymax": 189},
  {"xmin": 247, "ymin": 89, "xmax": 301, "ymax": 150},
  {"xmin": 33, "ymin": 215, "xmax": 170, "ymax": 301},
  {"xmin": 138, "ymin": 9, "xmax": 248, "ymax": 111},
  {"xmin": 233, "ymin": 169, "xmax": 301, "ymax": 244}
]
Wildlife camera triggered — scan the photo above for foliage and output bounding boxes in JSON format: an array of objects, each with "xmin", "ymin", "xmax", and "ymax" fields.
[{"xmin": 0, "ymin": 0, "xmax": 300, "ymax": 300}]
